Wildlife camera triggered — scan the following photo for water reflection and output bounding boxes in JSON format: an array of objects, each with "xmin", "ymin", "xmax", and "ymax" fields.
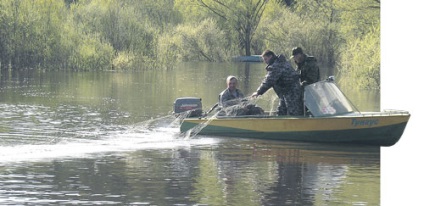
[
  {"xmin": 0, "ymin": 64, "xmax": 380, "ymax": 205},
  {"xmin": 191, "ymin": 140, "xmax": 380, "ymax": 206},
  {"xmin": 0, "ymin": 138, "xmax": 379, "ymax": 205}
]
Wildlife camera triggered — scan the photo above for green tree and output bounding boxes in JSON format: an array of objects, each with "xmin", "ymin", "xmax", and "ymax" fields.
[
  {"xmin": 290, "ymin": 0, "xmax": 342, "ymax": 72},
  {"xmin": 0, "ymin": 0, "xmax": 381, "ymax": 82},
  {"xmin": 336, "ymin": 0, "xmax": 380, "ymax": 89},
  {"xmin": 194, "ymin": 0, "xmax": 269, "ymax": 56},
  {"xmin": 158, "ymin": 18, "xmax": 233, "ymax": 63},
  {"xmin": 133, "ymin": 0, "xmax": 182, "ymax": 32},
  {"xmin": 257, "ymin": 0, "xmax": 340, "ymax": 70},
  {"xmin": 0, "ymin": 0, "xmax": 69, "ymax": 70},
  {"xmin": 335, "ymin": 0, "xmax": 380, "ymax": 39}
]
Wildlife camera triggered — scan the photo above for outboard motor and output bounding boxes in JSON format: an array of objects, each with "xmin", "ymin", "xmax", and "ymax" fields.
[{"xmin": 173, "ymin": 97, "xmax": 203, "ymax": 117}]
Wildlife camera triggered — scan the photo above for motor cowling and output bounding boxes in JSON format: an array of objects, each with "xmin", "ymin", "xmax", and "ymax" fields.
[{"xmin": 173, "ymin": 97, "xmax": 203, "ymax": 117}]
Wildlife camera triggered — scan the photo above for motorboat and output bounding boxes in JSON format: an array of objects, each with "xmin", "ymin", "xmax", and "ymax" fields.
[{"xmin": 173, "ymin": 78, "xmax": 410, "ymax": 146}]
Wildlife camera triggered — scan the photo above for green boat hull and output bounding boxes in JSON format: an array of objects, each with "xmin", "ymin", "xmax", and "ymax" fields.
[{"xmin": 180, "ymin": 114, "xmax": 410, "ymax": 146}]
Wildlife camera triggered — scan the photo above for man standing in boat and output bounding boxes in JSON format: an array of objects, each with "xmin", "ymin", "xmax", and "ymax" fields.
[
  {"xmin": 290, "ymin": 47, "xmax": 320, "ymax": 87},
  {"xmin": 219, "ymin": 75, "xmax": 245, "ymax": 107},
  {"xmin": 252, "ymin": 50, "xmax": 303, "ymax": 116}
]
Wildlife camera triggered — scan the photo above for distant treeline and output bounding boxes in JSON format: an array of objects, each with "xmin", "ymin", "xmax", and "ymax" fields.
[{"xmin": 0, "ymin": 0, "xmax": 380, "ymax": 88}]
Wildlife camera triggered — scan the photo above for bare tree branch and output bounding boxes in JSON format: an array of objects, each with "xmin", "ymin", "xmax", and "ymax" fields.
[{"xmin": 195, "ymin": 0, "xmax": 269, "ymax": 55}]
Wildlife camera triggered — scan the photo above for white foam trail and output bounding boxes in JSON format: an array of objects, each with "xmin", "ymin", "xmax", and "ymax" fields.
[{"xmin": 0, "ymin": 117, "xmax": 220, "ymax": 164}]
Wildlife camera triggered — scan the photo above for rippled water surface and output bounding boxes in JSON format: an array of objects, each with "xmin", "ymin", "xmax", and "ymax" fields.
[{"xmin": 0, "ymin": 63, "xmax": 380, "ymax": 205}]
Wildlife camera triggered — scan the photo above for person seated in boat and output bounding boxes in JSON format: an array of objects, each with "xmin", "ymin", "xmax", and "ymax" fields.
[
  {"xmin": 217, "ymin": 76, "xmax": 264, "ymax": 116},
  {"xmin": 219, "ymin": 76, "xmax": 245, "ymax": 108}
]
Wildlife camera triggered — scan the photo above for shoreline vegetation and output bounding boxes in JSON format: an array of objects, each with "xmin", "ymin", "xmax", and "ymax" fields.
[{"xmin": 0, "ymin": 0, "xmax": 379, "ymax": 89}]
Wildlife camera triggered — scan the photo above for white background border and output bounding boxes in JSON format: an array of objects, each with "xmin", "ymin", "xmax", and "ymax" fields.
[{"xmin": 381, "ymin": 1, "xmax": 423, "ymax": 205}]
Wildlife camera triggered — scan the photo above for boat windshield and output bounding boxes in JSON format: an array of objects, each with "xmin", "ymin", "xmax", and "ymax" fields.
[{"xmin": 304, "ymin": 81, "xmax": 356, "ymax": 117}]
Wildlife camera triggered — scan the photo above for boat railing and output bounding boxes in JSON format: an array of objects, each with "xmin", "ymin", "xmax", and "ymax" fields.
[
  {"xmin": 360, "ymin": 109, "xmax": 410, "ymax": 117},
  {"xmin": 201, "ymin": 109, "xmax": 410, "ymax": 119},
  {"xmin": 382, "ymin": 109, "xmax": 410, "ymax": 115}
]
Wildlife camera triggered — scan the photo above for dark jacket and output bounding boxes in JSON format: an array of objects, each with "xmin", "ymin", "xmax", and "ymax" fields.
[
  {"xmin": 256, "ymin": 56, "xmax": 301, "ymax": 98},
  {"xmin": 296, "ymin": 54, "xmax": 320, "ymax": 86}
]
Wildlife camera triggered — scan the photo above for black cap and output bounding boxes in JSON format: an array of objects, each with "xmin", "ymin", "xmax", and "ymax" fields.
[{"xmin": 290, "ymin": 47, "xmax": 303, "ymax": 59}]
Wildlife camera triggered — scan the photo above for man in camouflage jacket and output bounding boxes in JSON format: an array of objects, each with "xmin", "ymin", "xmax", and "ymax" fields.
[
  {"xmin": 291, "ymin": 47, "xmax": 320, "ymax": 87},
  {"xmin": 252, "ymin": 50, "xmax": 303, "ymax": 116}
]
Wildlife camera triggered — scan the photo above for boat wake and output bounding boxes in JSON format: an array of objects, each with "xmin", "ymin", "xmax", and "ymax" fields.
[{"xmin": 0, "ymin": 115, "xmax": 219, "ymax": 165}]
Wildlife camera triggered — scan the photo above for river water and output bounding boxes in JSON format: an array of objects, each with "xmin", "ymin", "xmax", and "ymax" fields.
[{"xmin": 0, "ymin": 62, "xmax": 380, "ymax": 205}]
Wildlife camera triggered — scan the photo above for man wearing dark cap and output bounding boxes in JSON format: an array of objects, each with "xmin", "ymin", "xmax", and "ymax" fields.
[{"xmin": 291, "ymin": 47, "xmax": 320, "ymax": 87}]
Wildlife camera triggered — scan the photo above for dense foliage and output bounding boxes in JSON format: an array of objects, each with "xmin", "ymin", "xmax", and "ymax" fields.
[{"xmin": 0, "ymin": 0, "xmax": 379, "ymax": 88}]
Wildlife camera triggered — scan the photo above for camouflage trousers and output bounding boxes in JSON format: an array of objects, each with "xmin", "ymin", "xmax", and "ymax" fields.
[{"xmin": 277, "ymin": 88, "xmax": 303, "ymax": 116}]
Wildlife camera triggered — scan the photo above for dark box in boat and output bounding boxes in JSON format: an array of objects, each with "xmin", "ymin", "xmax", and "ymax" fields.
[{"xmin": 173, "ymin": 97, "xmax": 203, "ymax": 117}]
